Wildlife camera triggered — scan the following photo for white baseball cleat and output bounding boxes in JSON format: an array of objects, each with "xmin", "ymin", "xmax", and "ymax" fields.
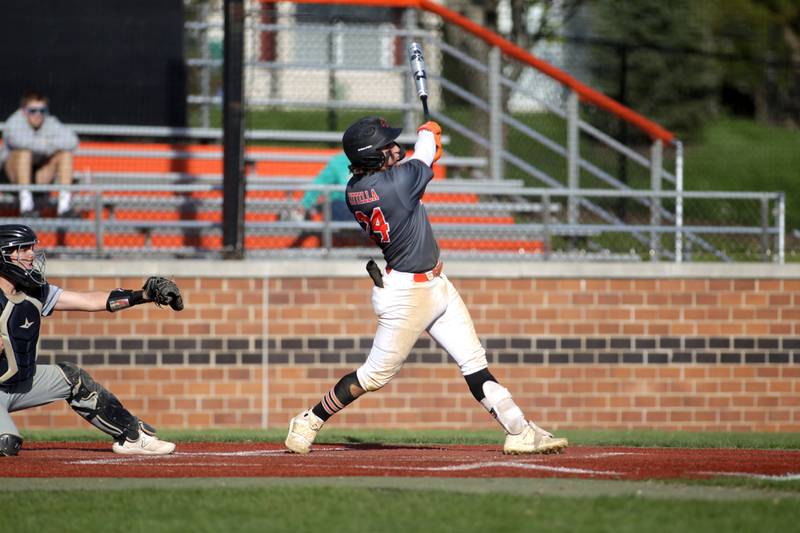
[
  {"xmin": 285, "ymin": 409, "xmax": 324, "ymax": 454},
  {"xmin": 503, "ymin": 421, "xmax": 568, "ymax": 455},
  {"xmin": 112, "ymin": 424, "xmax": 176, "ymax": 456}
]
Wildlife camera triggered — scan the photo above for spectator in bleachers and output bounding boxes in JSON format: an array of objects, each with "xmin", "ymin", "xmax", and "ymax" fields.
[
  {"xmin": 0, "ymin": 90, "xmax": 78, "ymax": 217},
  {"xmin": 295, "ymin": 152, "xmax": 352, "ymax": 222}
]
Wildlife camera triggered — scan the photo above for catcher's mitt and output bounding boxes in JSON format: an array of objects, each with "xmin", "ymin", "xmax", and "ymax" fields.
[{"xmin": 142, "ymin": 277, "xmax": 184, "ymax": 311}]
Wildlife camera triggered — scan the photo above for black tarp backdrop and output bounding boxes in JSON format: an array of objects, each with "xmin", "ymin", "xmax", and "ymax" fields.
[{"xmin": 0, "ymin": 0, "xmax": 186, "ymax": 127}]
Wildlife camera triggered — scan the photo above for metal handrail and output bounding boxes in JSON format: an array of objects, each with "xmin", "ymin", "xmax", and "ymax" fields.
[
  {"xmin": 0, "ymin": 182, "xmax": 782, "ymax": 262},
  {"xmin": 0, "ymin": 183, "xmax": 779, "ymax": 200}
]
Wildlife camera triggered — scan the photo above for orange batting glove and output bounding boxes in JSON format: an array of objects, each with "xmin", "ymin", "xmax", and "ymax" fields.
[{"xmin": 417, "ymin": 121, "xmax": 443, "ymax": 163}]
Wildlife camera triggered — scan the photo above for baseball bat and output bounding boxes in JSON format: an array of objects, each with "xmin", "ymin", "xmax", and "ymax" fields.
[{"xmin": 407, "ymin": 42, "xmax": 429, "ymax": 120}]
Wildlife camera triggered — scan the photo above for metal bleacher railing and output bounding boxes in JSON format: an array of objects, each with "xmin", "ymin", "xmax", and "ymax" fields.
[{"xmin": 0, "ymin": 175, "xmax": 783, "ymax": 262}]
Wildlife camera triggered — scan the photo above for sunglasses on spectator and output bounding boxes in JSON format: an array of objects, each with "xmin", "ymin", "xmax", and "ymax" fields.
[{"xmin": 25, "ymin": 106, "xmax": 48, "ymax": 115}]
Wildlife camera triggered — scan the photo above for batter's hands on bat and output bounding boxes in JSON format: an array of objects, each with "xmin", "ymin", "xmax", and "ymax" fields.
[
  {"xmin": 417, "ymin": 121, "xmax": 442, "ymax": 163},
  {"xmin": 142, "ymin": 276, "xmax": 184, "ymax": 311}
]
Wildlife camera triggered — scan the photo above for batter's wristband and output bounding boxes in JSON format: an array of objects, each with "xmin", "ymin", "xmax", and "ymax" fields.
[{"xmin": 106, "ymin": 289, "xmax": 147, "ymax": 313}]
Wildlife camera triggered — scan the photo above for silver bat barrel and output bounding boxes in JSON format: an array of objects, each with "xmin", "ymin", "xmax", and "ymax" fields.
[{"xmin": 408, "ymin": 42, "xmax": 428, "ymax": 98}]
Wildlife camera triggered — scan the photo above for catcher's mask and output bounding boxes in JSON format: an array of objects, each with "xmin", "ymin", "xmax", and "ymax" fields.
[
  {"xmin": 342, "ymin": 116, "xmax": 405, "ymax": 171},
  {"xmin": 0, "ymin": 224, "xmax": 47, "ymax": 290}
]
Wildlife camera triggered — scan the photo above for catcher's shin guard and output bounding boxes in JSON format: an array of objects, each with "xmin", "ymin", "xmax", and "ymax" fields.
[
  {"xmin": 56, "ymin": 362, "xmax": 141, "ymax": 439},
  {"xmin": 0, "ymin": 434, "xmax": 23, "ymax": 456}
]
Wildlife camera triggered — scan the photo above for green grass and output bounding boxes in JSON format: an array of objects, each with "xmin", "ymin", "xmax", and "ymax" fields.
[
  {"xmin": 666, "ymin": 476, "xmax": 800, "ymax": 494},
  {"xmin": 20, "ymin": 427, "xmax": 800, "ymax": 450},
  {"xmin": 6, "ymin": 429, "xmax": 800, "ymax": 533},
  {"xmin": 685, "ymin": 117, "xmax": 800, "ymax": 231},
  {"xmin": 4, "ymin": 484, "xmax": 800, "ymax": 533}
]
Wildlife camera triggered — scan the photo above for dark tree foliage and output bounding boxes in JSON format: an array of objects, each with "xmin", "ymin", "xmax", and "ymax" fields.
[
  {"xmin": 709, "ymin": 0, "xmax": 800, "ymax": 126},
  {"xmin": 586, "ymin": 0, "xmax": 720, "ymax": 140}
]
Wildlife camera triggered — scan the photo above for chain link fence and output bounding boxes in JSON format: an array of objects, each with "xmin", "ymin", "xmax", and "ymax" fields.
[
  {"xmin": 0, "ymin": 1, "xmax": 787, "ymax": 262},
  {"xmin": 0, "ymin": 181, "xmax": 782, "ymax": 263}
]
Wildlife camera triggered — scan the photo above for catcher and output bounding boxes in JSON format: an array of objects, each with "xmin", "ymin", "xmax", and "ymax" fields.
[
  {"xmin": 285, "ymin": 117, "xmax": 568, "ymax": 455},
  {"xmin": 0, "ymin": 224, "xmax": 183, "ymax": 456}
]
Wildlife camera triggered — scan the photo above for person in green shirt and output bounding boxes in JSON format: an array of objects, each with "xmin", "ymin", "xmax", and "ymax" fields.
[{"xmin": 299, "ymin": 152, "xmax": 352, "ymax": 221}]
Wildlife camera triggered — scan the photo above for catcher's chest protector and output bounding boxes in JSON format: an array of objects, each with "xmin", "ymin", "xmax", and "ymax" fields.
[{"xmin": 0, "ymin": 287, "xmax": 46, "ymax": 385}]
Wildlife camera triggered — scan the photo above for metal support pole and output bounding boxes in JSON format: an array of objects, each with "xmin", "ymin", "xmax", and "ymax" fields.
[
  {"xmin": 222, "ymin": 0, "xmax": 246, "ymax": 259},
  {"xmin": 327, "ymin": 23, "xmax": 338, "ymax": 134},
  {"xmin": 566, "ymin": 90, "xmax": 580, "ymax": 226},
  {"xmin": 760, "ymin": 196, "xmax": 770, "ymax": 261},
  {"xmin": 403, "ymin": 8, "xmax": 418, "ymax": 133},
  {"xmin": 200, "ymin": 1, "xmax": 211, "ymax": 128},
  {"xmin": 778, "ymin": 192, "xmax": 785, "ymax": 264},
  {"xmin": 94, "ymin": 190, "xmax": 104, "ymax": 258},
  {"xmin": 674, "ymin": 141, "xmax": 684, "ymax": 262},
  {"xmin": 649, "ymin": 139, "xmax": 663, "ymax": 261},
  {"xmin": 542, "ymin": 192, "xmax": 552, "ymax": 260},
  {"xmin": 488, "ymin": 46, "xmax": 503, "ymax": 181},
  {"xmin": 322, "ymin": 195, "xmax": 332, "ymax": 251}
]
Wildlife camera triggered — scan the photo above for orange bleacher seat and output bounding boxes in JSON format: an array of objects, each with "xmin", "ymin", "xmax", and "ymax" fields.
[
  {"xmin": 40, "ymin": 229, "xmax": 543, "ymax": 253},
  {"xmin": 438, "ymin": 238, "xmax": 544, "ymax": 253},
  {"xmin": 76, "ymin": 142, "xmax": 447, "ymax": 180},
  {"xmin": 37, "ymin": 139, "xmax": 528, "ymax": 253}
]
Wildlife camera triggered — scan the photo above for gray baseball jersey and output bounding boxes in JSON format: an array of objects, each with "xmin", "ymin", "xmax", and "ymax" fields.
[
  {"xmin": 0, "ymin": 110, "xmax": 79, "ymax": 164},
  {"xmin": 346, "ymin": 159, "xmax": 439, "ymax": 273}
]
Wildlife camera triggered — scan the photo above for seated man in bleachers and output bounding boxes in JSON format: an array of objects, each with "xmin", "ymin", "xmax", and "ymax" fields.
[{"xmin": 0, "ymin": 90, "xmax": 78, "ymax": 217}]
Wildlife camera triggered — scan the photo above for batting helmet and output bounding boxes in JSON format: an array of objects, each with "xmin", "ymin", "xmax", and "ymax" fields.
[
  {"xmin": 0, "ymin": 224, "xmax": 47, "ymax": 290},
  {"xmin": 342, "ymin": 116, "xmax": 403, "ymax": 170}
]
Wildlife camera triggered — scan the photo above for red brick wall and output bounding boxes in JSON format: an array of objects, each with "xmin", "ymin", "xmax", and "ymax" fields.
[{"xmin": 10, "ymin": 262, "xmax": 800, "ymax": 433}]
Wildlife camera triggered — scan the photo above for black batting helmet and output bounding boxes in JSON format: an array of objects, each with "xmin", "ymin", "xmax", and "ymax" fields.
[
  {"xmin": 0, "ymin": 224, "xmax": 47, "ymax": 290},
  {"xmin": 342, "ymin": 116, "xmax": 403, "ymax": 170}
]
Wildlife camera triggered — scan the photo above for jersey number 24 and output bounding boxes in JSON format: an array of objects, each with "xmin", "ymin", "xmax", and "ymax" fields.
[{"xmin": 355, "ymin": 207, "xmax": 390, "ymax": 243}]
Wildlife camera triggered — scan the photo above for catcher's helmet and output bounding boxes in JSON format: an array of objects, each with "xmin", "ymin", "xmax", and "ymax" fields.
[
  {"xmin": 0, "ymin": 224, "xmax": 46, "ymax": 290},
  {"xmin": 342, "ymin": 116, "xmax": 403, "ymax": 170}
]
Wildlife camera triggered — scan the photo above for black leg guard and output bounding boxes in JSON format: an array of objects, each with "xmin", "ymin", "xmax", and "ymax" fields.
[
  {"xmin": 312, "ymin": 371, "xmax": 362, "ymax": 421},
  {"xmin": 0, "ymin": 434, "xmax": 23, "ymax": 456},
  {"xmin": 56, "ymin": 362, "xmax": 142, "ymax": 440},
  {"xmin": 464, "ymin": 368, "xmax": 496, "ymax": 402}
]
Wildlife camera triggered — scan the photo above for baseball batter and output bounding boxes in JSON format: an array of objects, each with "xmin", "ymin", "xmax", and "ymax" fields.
[
  {"xmin": 286, "ymin": 117, "xmax": 568, "ymax": 455},
  {"xmin": 0, "ymin": 224, "xmax": 182, "ymax": 456}
]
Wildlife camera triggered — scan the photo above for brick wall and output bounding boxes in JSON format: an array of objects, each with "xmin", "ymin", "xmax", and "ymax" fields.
[{"xmin": 11, "ymin": 261, "xmax": 800, "ymax": 433}]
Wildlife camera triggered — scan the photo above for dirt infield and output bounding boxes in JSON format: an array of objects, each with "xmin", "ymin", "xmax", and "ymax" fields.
[{"xmin": 2, "ymin": 442, "xmax": 799, "ymax": 480}]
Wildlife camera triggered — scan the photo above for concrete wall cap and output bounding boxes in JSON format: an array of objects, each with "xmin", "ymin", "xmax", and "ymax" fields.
[{"xmin": 46, "ymin": 260, "xmax": 800, "ymax": 279}]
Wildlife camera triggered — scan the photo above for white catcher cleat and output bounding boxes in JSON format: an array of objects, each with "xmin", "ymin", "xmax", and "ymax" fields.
[
  {"xmin": 112, "ymin": 423, "xmax": 176, "ymax": 456},
  {"xmin": 503, "ymin": 421, "xmax": 568, "ymax": 455},
  {"xmin": 285, "ymin": 409, "xmax": 324, "ymax": 454}
]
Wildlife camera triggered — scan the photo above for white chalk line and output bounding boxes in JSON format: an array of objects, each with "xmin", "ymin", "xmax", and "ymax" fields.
[
  {"xmin": 174, "ymin": 450, "xmax": 289, "ymax": 457},
  {"xmin": 354, "ymin": 461, "xmax": 621, "ymax": 476},
  {"xmin": 696, "ymin": 471, "xmax": 800, "ymax": 481},
  {"xmin": 574, "ymin": 452, "xmax": 640, "ymax": 459},
  {"xmin": 67, "ymin": 449, "xmax": 285, "ymax": 465},
  {"xmin": 67, "ymin": 458, "xmax": 271, "ymax": 466},
  {"xmin": 65, "ymin": 447, "xmax": 349, "ymax": 465}
]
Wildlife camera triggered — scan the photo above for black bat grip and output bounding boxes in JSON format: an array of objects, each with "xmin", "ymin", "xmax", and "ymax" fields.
[
  {"xmin": 366, "ymin": 259, "xmax": 384, "ymax": 288},
  {"xmin": 421, "ymin": 95, "xmax": 430, "ymax": 121}
]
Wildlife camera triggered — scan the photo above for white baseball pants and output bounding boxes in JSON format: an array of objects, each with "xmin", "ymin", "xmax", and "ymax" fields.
[{"xmin": 356, "ymin": 270, "xmax": 488, "ymax": 391}]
